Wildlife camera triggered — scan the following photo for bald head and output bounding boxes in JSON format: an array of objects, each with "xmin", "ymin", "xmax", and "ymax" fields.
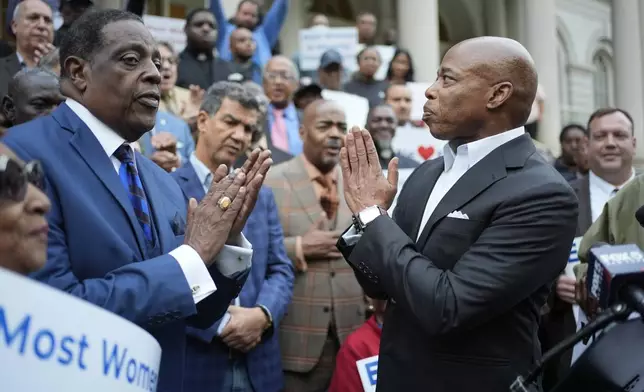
[
  {"xmin": 424, "ymin": 36, "xmax": 538, "ymax": 142},
  {"xmin": 300, "ymin": 99, "xmax": 347, "ymax": 173},
  {"xmin": 3, "ymin": 68, "xmax": 64, "ymax": 126},
  {"xmin": 230, "ymin": 27, "xmax": 255, "ymax": 59}
]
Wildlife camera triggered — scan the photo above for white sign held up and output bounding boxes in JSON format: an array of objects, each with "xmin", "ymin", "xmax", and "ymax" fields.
[
  {"xmin": 356, "ymin": 355, "xmax": 379, "ymax": 392},
  {"xmin": 298, "ymin": 27, "xmax": 358, "ymax": 71},
  {"xmin": 0, "ymin": 267, "xmax": 162, "ymax": 392}
]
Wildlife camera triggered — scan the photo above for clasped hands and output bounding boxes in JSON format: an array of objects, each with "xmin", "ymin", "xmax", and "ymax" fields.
[
  {"xmin": 220, "ymin": 306, "xmax": 270, "ymax": 352},
  {"xmin": 150, "ymin": 132, "xmax": 180, "ymax": 172},
  {"xmin": 340, "ymin": 126, "xmax": 399, "ymax": 214},
  {"xmin": 184, "ymin": 149, "xmax": 273, "ymax": 266}
]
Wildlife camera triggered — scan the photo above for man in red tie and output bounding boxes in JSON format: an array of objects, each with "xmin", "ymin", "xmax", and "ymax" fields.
[{"xmin": 262, "ymin": 55, "xmax": 302, "ymax": 155}]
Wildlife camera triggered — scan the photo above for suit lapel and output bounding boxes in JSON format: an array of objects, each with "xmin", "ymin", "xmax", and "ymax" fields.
[
  {"xmin": 335, "ymin": 166, "xmax": 352, "ymax": 230},
  {"xmin": 4, "ymin": 54, "xmax": 21, "ymax": 76},
  {"xmin": 175, "ymin": 162, "xmax": 207, "ymax": 201},
  {"xmin": 576, "ymin": 176, "xmax": 592, "ymax": 234},
  {"xmin": 284, "ymin": 155, "xmax": 321, "ymax": 224},
  {"xmin": 58, "ymin": 104, "xmax": 147, "ymax": 257},
  {"xmin": 408, "ymin": 159, "xmax": 444, "ymax": 242},
  {"xmin": 416, "ymin": 134, "xmax": 534, "ymax": 248}
]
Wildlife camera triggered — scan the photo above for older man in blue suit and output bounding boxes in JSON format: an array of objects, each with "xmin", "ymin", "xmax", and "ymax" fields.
[
  {"xmin": 2, "ymin": 10, "xmax": 273, "ymax": 392},
  {"xmin": 172, "ymin": 81, "xmax": 294, "ymax": 392}
]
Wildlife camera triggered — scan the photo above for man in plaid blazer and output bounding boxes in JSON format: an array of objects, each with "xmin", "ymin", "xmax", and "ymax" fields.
[
  {"xmin": 172, "ymin": 81, "xmax": 295, "ymax": 392},
  {"xmin": 265, "ymin": 99, "xmax": 367, "ymax": 392}
]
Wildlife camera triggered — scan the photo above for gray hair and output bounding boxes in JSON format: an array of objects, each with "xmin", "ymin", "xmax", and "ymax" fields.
[
  {"xmin": 201, "ymin": 81, "xmax": 262, "ymax": 117},
  {"xmin": 13, "ymin": 0, "xmax": 53, "ymax": 21},
  {"xmin": 37, "ymin": 47, "xmax": 59, "ymax": 71},
  {"xmin": 262, "ymin": 55, "xmax": 300, "ymax": 82}
]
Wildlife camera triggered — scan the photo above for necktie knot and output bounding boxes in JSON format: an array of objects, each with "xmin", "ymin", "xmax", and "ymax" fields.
[{"xmin": 114, "ymin": 144, "xmax": 135, "ymax": 165}]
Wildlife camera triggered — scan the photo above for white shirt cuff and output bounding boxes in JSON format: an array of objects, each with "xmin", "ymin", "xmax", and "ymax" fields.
[
  {"xmin": 214, "ymin": 233, "xmax": 253, "ymax": 277},
  {"xmin": 217, "ymin": 312, "xmax": 232, "ymax": 335},
  {"xmin": 170, "ymin": 244, "xmax": 217, "ymax": 304},
  {"xmin": 342, "ymin": 225, "xmax": 362, "ymax": 247}
]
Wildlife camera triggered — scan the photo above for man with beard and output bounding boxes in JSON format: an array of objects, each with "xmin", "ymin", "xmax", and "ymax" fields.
[
  {"xmin": 265, "ymin": 99, "xmax": 366, "ymax": 392},
  {"xmin": 211, "ymin": 0, "xmax": 288, "ymax": 68},
  {"xmin": 3, "ymin": 9, "xmax": 272, "ymax": 392},
  {"xmin": 177, "ymin": 8, "xmax": 233, "ymax": 90},
  {"xmin": 366, "ymin": 104, "xmax": 418, "ymax": 170},
  {"xmin": 336, "ymin": 36, "xmax": 577, "ymax": 391}
]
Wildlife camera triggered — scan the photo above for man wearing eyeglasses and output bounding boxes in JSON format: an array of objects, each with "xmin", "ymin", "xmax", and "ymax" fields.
[{"xmin": 263, "ymin": 56, "xmax": 301, "ymax": 156}]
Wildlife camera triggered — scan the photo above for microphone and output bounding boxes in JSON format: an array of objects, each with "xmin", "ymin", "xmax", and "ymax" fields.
[{"xmin": 587, "ymin": 242, "xmax": 644, "ymax": 316}]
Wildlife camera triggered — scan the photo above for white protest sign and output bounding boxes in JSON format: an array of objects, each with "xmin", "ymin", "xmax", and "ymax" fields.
[
  {"xmin": 299, "ymin": 27, "xmax": 358, "ymax": 71},
  {"xmin": 322, "ymin": 89, "xmax": 369, "ymax": 129},
  {"xmin": 0, "ymin": 267, "xmax": 162, "ymax": 392},
  {"xmin": 392, "ymin": 124, "xmax": 446, "ymax": 163},
  {"xmin": 144, "ymin": 15, "xmax": 187, "ymax": 53},
  {"xmin": 383, "ymin": 168, "xmax": 415, "ymax": 213},
  {"xmin": 356, "ymin": 355, "xmax": 378, "ymax": 392}
]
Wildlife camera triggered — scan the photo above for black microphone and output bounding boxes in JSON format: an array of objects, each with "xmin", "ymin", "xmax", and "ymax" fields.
[{"xmin": 587, "ymin": 243, "xmax": 644, "ymax": 317}]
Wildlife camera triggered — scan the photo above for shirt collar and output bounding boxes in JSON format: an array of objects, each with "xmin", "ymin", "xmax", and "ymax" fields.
[
  {"xmin": 65, "ymin": 98, "xmax": 128, "ymax": 159},
  {"xmin": 16, "ymin": 52, "xmax": 25, "ymax": 68},
  {"xmin": 589, "ymin": 168, "xmax": 635, "ymax": 194},
  {"xmin": 269, "ymin": 103, "xmax": 297, "ymax": 119},
  {"xmin": 189, "ymin": 152, "xmax": 211, "ymax": 189},
  {"xmin": 442, "ymin": 127, "xmax": 526, "ymax": 172}
]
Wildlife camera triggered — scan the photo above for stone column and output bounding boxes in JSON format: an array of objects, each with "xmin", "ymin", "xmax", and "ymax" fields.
[
  {"xmin": 485, "ymin": 0, "xmax": 507, "ymax": 37},
  {"xmin": 524, "ymin": 0, "xmax": 561, "ymax": 155},
  {"xmin": 505, "ymin": 0, "xmax": 525, "ymax": 43},
  {"xmin": 615, "ymin": 0, "xmax": 644, "ymax": 159},
  {"xmin": 277, "ymin": 0, "xmax": 304, "ymax": 57},
  {"xmin": 397, "ymin": 0, "xmax": 440, "ymax": 83}
]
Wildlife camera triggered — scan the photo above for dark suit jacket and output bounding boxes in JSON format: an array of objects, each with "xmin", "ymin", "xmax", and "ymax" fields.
[
  {"xmin": 3, "ymin": 104, "xmax": 247, "ymax": 392},
  {"xmin": 337, "ymin": 134, "xmax": 578, "ymax": 392},
  {"xmin": 0, "ymin": 53, "xmax": 21, "ymax": 99}
]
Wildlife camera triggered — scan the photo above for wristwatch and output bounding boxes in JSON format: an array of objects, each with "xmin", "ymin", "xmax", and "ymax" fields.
[
  {"xmin": 353, "ymin": 205, "xmax": 388, "ymax": 233},
  {"xmin": 257, "ymin": 305, "xmax": 273, "ymax": 331}
]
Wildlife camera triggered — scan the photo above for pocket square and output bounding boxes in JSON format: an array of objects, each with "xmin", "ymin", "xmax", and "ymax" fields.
[
  {"xmin": 171, "ymin": 212, "xmax": 186, "ymax": 236},
  {"xmin": 447, "ymin": 210, "xmax": 469, "ymax": 220}
]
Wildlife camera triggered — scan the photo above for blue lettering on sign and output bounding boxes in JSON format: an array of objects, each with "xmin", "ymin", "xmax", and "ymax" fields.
[
  {"xmin": 103, "ymin": 340, "xmax": 158, "ymax": 391},
  {"xmin": 0, "ymin": 307, "xmax": 90, "ymax": 370},
  {"xmin": 1, "ymin": 305, "xmax": 156, "ymax": 391},
  {"xmin": 365, "ymin": 359, "xmax": 378, "ymax": 385}
]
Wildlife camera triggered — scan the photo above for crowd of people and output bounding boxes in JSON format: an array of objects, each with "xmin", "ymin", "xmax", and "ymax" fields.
[{"xmin": 0, "ymin": 0, "xmax": 639, "ymax": 392}]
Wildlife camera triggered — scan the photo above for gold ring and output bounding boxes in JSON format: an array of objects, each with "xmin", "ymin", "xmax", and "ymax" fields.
[{"xmin": 217, "ymin": 196, "xmax": 232, "ymax": 211}]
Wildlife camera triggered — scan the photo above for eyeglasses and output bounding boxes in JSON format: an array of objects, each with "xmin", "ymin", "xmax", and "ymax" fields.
[
  {"xmin": 0, "ymin": 155, "xmax": 45, "ymax": 202},
  {"xmin": 265, "ymin": 71, "xmax": 296, "ymax": 82}
]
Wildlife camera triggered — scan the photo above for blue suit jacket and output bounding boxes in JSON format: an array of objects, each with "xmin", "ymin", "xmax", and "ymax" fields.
[
  {"xmin": 2, "ymin": 104, "xmax": 247, "ymax": 392},
  {"xmin": 172, "ymin": 161, "xmax": 294, "ymax": 392},
  {"xmin": 139, "ymin": 111, "xmax": 195, "ymax": 162}
]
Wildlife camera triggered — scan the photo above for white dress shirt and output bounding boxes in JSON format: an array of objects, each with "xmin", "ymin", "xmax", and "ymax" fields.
[
  {"xmin": 588, "ymin": 169, "xmax": 635, "ymax": 222},
  {"xmin": 65, "ymin": 99, "xmax": 253, "ymax": 305},
  {"xmin": 343, "ymin": 127, "xmax": 526, "ymax": 244}
]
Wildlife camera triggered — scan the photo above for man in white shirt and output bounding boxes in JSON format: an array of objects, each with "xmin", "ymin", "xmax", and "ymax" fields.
[
  {"xmin": 543, "ymin": 107, "xmax": 637, "ymax": 388},
  {"xmin": 336, "ymin": 36, "xmax": 578, "ymax": 392},
  {"xmin": 2, "ymin": 9, "xmax": 272, "ymax": 392}
]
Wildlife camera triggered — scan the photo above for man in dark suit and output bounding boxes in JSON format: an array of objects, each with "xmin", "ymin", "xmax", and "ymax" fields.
[
  {"xmin": 172, "ymin": 81, "xmax": 294, "ymax": 392},
  {"xmin": 3, "ymin": 10, "xmax": 272, "ymax": 392},
  {"xmin": 0, "ymin": 0, "xmax": 55, "ymax": 99},
  {"xmin": 336, "ymin": 37, "xmax": 578, "ymax": 392},
  {"xmin": 540, "ymin": 107, "xmax": 637, "ymax": 389}
]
